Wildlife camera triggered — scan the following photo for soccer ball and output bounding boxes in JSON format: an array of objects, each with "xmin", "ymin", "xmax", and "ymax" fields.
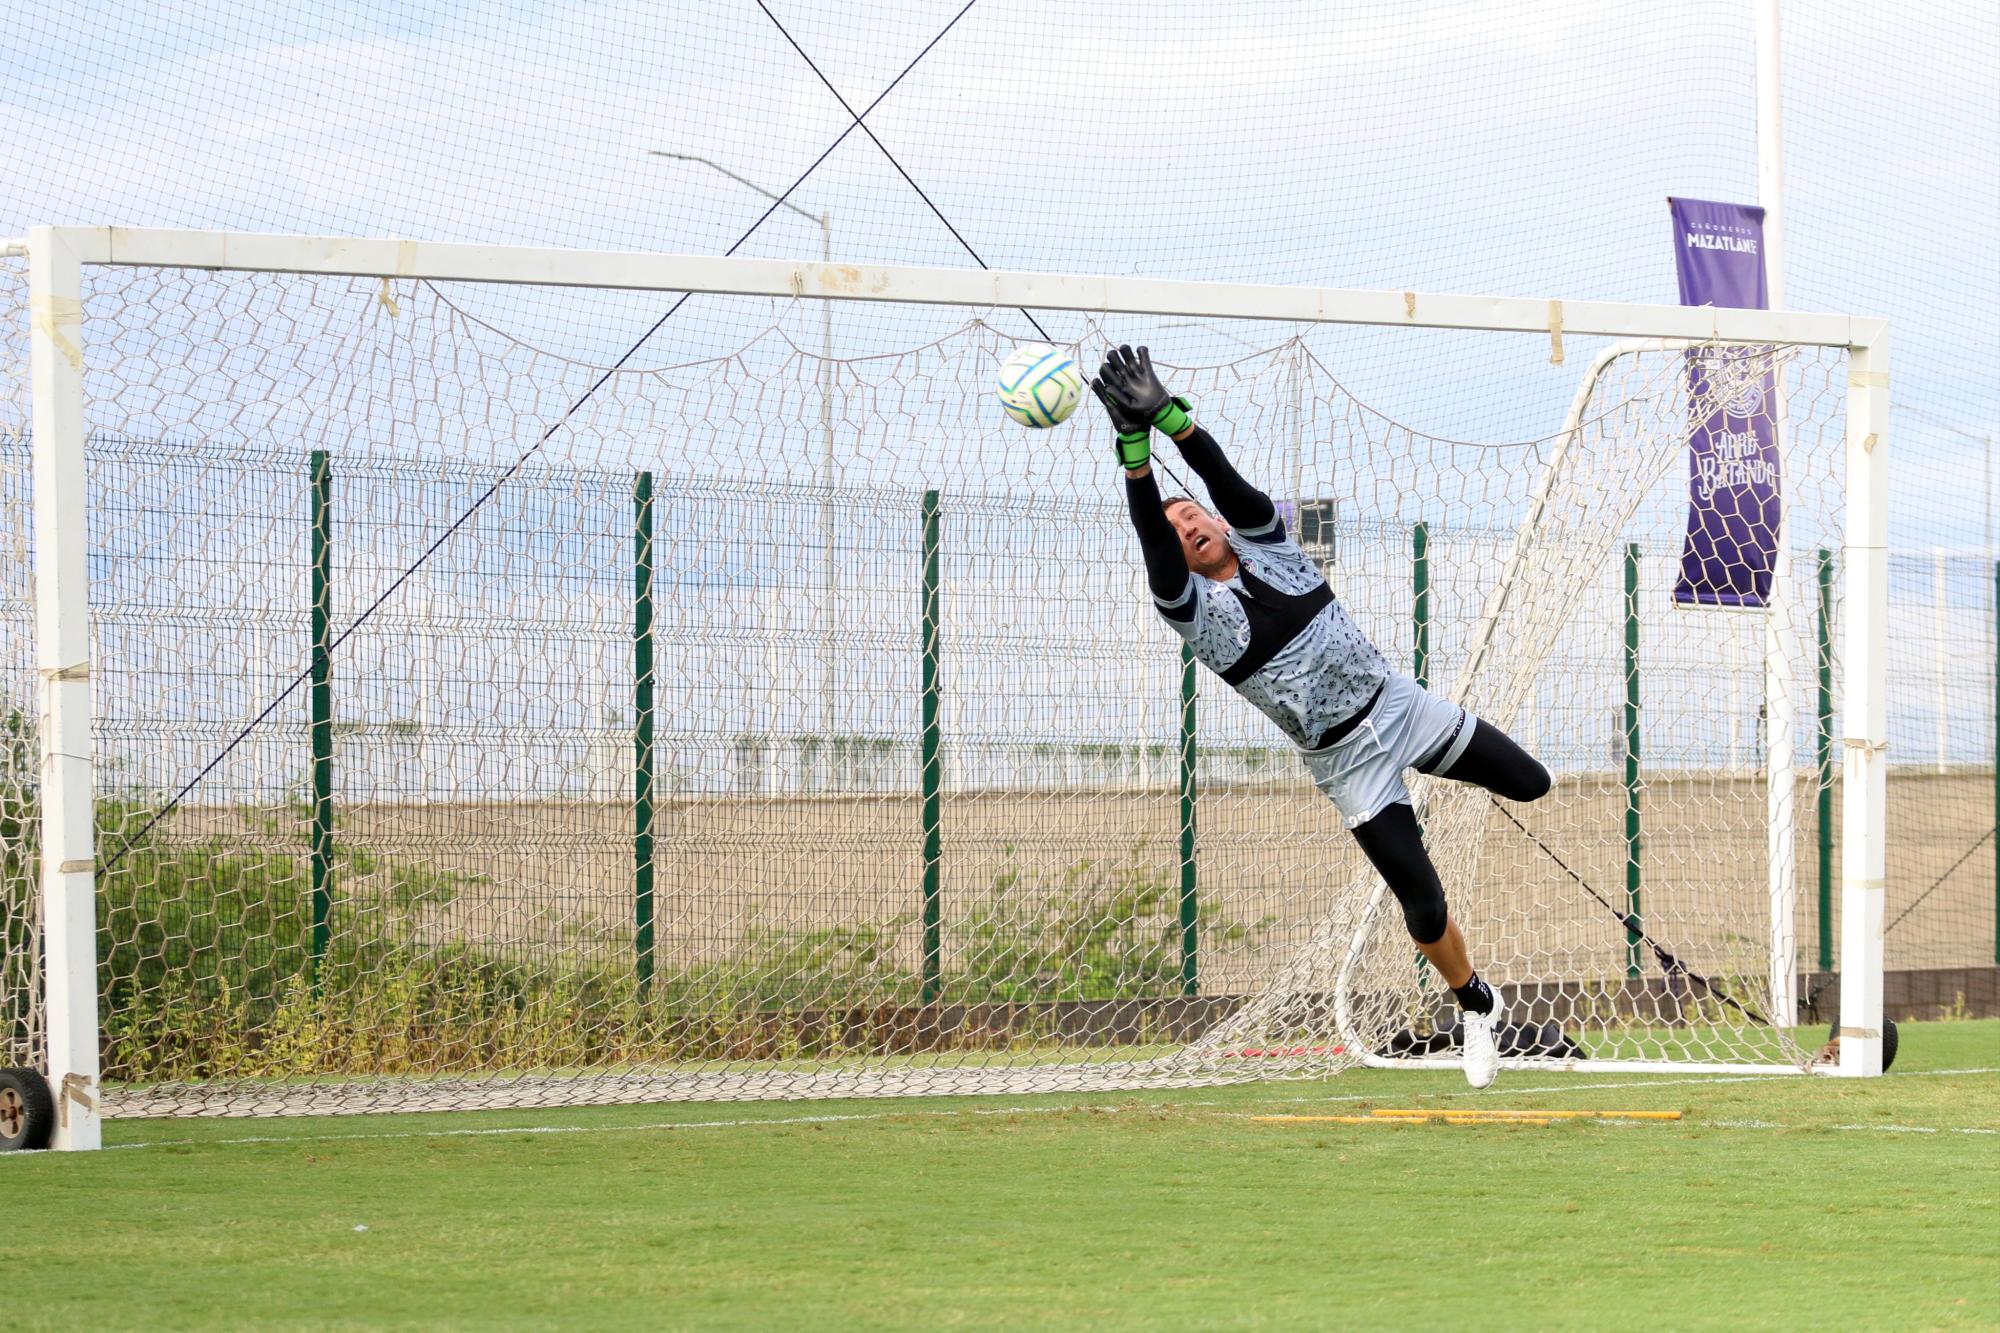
[{"xmin": 995, "ymin": 344, "xmax": 1082, "ymax": 428}]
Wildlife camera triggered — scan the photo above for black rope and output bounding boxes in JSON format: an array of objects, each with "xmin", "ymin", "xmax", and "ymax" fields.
[
  {"xmin": 750, "ymin": 0, "xmax": 1194, "ymax": 495},
  {"xmin": 1884, "ymin": 823, "xmax": 1995, "ymax": 937},
  {"xmin": 1486, "ymin": 798, "xmax": 1772, "ymax": 1027},
  {"xmin": 753, "ymin": 0, "xmax": 1038, "ymax": 337},
  {"xmin": 100, "ymin": 0, "xmax": 986, "ymax": 873}
]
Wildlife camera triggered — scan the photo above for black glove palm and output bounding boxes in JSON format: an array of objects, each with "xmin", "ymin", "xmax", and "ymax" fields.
[
  {"xmin": 1096, "ymin": 344, "xmax": 1169, "ymax": 422},
  {"xmin": 1096, "ymin": 344, "xmax": 1192, "ymax": 438},
  {"xmin": 1091, "ymin": 376, "xmax": 1153, "ymax": 469}
]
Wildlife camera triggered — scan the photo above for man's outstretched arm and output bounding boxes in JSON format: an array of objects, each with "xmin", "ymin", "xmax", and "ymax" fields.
[
  {"xmin": 1092, "ymin": 367, "xmax": 1196, "ymax": 621},
  {"xmin": 1096, "ymin": 344, "xmax": 1280, "ymax": 541},
  {"xmin": 1166, "ymin": 420, "xmax": 1279, "ymax": 541},
  {"xmin": 1123, "ymin": 463, "xmax": 1195, "ymax": 620}
]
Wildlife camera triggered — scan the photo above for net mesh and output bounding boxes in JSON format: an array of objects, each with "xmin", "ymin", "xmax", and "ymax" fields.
[
  {"xmin": 5, "ymin": 0, "xmax": 1993, "ymax": 1018},
  {"xmin": 3, "ymin": 259, "xmax": 1857, "ymax": 1114},
  {"xmin": 0, "ymin": 259, "xmax": 35, "ymax": 1081}
]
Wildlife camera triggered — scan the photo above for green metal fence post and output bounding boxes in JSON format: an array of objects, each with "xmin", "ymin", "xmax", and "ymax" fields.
[
  {"xmin": 1412, "ymin": 521, "xmax": 1431, "ymax": 690},
  {"xmin": 1622, "ymin": 542, "xmax": 1643, "ymax": 979},
  {"xmin": 1178, "ymin": 641, "xmax": 1198, "ymax": 997},
  {"xmin": 1816, "ymin": 548, "xmax": 1835, "ymax": 971},
  {"xmin": 1412, "ymin": 520, "xmax": 1432, "ymax": 982},
  {"xmin": 920, "ymin": 490, "xmax": 943, "ymax": 1005},
  {"xmin": 309, "ymin": 450, "xmax": 332, "ymax": 983},
  {"xmin": 633, "ymin": 472, "xmax": 657, "ymax": 993}
]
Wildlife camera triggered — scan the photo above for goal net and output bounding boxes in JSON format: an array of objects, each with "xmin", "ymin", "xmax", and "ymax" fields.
[{"xmin": 0, "ymin": 231, "xmax": 1885, "ymax": 1130}]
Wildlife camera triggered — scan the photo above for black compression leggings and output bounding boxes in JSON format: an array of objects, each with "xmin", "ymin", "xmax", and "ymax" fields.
[
  {"xmin": 1352, "ymin": 720, "xmax": 1552, "ymax": 945},
  {"xmin": 1416, "ymin": 719, "xmax": 1552, "ymax": 802}
]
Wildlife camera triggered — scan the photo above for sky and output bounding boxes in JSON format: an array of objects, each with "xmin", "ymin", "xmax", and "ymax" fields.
[
  {"xmin": 1, "ymin": 0, "xmax": 1991, "ymax": 538},
  {"xmin": 0, "ymin": 0, "xmax": 1994, "ymax": 791}
]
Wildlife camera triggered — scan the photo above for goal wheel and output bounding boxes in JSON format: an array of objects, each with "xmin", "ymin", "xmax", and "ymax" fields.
[
  {"xmin": 0, "ymin": 1068, "xmax": 55, "ymax": 1151},
  {"xmin": 1817, "ymin": 1013, "xmax": 1899, "ymax": 1072}
]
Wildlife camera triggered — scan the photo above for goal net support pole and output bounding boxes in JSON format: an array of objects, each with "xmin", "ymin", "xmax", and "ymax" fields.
[
  {"xmin": 1838, "ymin": 333, "xmax": 1890, "ymax": 1077},
  {"xmin": 24, "ymin": 227, "xmax": 101, "ymax": 1150}
]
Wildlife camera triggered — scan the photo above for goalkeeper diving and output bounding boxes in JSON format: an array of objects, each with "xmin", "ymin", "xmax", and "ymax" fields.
[{"xmin": 1092, "ymin": 346, "xmax": 1553, "ymax": 1088}]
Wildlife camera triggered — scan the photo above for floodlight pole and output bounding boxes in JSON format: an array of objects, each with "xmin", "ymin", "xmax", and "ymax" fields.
[
  {"xmin": 649, "ymin": 152, "xmax": 837, "ymax": 761},
  {"xmin": 1756, "ymin": 2, "xmax": 1789, "ymax": 311},
  {"xmin": 1756, "ymin": 0, "xmax": 1801, "ymax": 1026},
  {"xmin": 1762, "ymin": 0, "xmax": 1896, "ymax": 1078}
]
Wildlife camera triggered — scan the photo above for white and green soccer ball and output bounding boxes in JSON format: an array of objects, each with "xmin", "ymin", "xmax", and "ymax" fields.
[{"xmin": 995, "ymin": 343, "xmax": 1082, "ymax": 428}]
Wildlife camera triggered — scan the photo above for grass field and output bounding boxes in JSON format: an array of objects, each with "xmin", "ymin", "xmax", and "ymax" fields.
[{"xmin": 7, "ymin": 1022, "xmax": 1997, "ymax": 1330}]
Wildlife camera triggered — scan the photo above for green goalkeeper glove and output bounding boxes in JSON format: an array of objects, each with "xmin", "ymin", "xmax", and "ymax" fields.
[
  {"xmin": 1096, "ymin": 344, "xmax": 1194, "ymax": 437},
  {"xmin": 1090, "ymin": 375, "xmax": 1153, "ymax": 470}
]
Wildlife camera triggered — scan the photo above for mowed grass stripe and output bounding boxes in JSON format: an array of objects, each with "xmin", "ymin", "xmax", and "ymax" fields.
[{"xmin": 1, "ymin": 1023, "xmax": 1993, "ymax": 1330}]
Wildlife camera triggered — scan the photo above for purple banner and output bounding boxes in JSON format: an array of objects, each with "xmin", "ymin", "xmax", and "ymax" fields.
[{"xmin": 1668, "ymin": 197, "xmax": 1780, "ymax": 608}]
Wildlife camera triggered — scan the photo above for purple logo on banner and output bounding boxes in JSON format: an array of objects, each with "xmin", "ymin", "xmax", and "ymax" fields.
[{"xmin": 1668, "ymin": 197, "xmax": 1780, "ymax": 608}]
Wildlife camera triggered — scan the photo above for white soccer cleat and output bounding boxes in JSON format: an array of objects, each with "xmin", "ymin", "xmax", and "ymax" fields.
[{"xmin": 1462, "ymin": 996, "xmax": 1505, "ymax": 1089}]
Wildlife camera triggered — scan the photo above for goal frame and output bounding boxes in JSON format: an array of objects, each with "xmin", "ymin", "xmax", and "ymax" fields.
[
  {"xmin": 1334, "ymin": 336, "xmax": 1858, "ymax": 1078},
  {"xmin": 13, "ymin": 226, "xmax": 1891, "ymax": 1150}
]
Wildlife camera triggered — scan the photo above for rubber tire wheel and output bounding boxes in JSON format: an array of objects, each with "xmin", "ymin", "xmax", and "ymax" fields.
[
  {"xmin": 1825, "ymin": 1014, "xmax": 1900, "ymax": 1072},
  {"xmin": 0, "ymin": 1067, "xmax": 55, "ymax": 1151}
]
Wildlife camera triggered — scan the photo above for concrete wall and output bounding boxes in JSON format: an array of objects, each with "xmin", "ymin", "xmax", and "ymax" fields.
[{"xmin": 171, "ymin": 769, "xmax": 1996, "ymax": 992}]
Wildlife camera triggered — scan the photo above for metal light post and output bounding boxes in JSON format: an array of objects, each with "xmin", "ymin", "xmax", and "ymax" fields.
[
  {"xmin": 1755, "ymin": 0, "xmax": 1801, "ymax": 1024},
  {"xmin": 648, "ymin": 152, "xmax": 837, "ymax": 776}
]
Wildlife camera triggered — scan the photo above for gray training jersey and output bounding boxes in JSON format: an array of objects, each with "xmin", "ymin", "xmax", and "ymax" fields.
[{"xmin": 1153, "ymin": 525, "xmax": 1390, "ymax": 749}]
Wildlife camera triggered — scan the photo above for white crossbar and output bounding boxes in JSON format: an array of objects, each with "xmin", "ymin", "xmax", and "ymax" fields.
[{"xmin": 20, "ymin": 225, "xmax": 1880, "ymax": 349}]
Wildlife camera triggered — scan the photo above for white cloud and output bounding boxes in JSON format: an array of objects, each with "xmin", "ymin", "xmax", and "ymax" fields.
[{"xmin": 0, "ymin": 0, "xmax": 1992, "ymax": 542}]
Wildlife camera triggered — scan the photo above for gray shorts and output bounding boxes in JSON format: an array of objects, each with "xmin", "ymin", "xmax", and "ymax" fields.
[{"xmin": 1297, "ymin": 673, "xmax": 1477, "ymax": 829}]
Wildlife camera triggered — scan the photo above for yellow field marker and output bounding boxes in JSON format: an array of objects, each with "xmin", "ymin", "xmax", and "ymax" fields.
[
  {"xmin": 1370, "ymin": 1109, "xmax": 1682, "ymax": 1121},
  {"xmin": 1247, "ymin": 1114, "xmax": 1557, "ymax": 1126}
]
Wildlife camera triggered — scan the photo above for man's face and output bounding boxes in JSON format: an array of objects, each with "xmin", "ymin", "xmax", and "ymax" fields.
[{"xmin": 1166, "ymin": 501, "xmax": 1234, "ymax": 577}]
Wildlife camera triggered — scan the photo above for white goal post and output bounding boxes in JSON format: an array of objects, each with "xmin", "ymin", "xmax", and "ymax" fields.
[{"xmin": 11, "ymin": 227, "xmax": 1888, "ymax": 1151}]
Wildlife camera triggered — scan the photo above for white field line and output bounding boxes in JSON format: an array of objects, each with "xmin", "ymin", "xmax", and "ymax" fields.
[
  {"xmin": 1713, "ymin": 1121, "xmax": 1998, "ymax": 1136},
  {"xmin": 11, "ymin": 1064, "xmax": 1988, "ymax": 1158}
]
